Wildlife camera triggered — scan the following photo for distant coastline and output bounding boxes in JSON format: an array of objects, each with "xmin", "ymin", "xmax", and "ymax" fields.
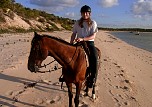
[{"xmin": 98, "ymin": 27, "xmax": 152, "ymax": 32}]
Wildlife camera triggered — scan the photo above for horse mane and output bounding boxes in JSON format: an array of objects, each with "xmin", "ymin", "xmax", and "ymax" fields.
[{"xmin": 42, "ymin": 34, "xmax": 73, "ymax": 46}]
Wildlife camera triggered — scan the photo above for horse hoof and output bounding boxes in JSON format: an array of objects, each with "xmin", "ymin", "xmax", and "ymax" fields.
[
  {"xmin": 83, "ymin": 93, "xmax": 89, "ymax": 97},
  {"xmin": 92, "ymin": 94, "xmax": 96, "ymax": 99}
]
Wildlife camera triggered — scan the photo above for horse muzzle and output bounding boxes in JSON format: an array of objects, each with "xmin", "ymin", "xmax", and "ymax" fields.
[{"xmin": 28, "ymin": 64, "xmax": 40, "ymax": 73}]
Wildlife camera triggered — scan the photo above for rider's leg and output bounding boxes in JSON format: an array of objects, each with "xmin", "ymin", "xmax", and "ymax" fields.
[{"xmin": 86, "ymin": 41, "xmax": 98, "ymax": 88}]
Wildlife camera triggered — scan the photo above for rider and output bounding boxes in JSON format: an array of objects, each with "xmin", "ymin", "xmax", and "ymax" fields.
[{"xmin": 70, "ymin": 5, "xmax": 98, "ymax": 88}]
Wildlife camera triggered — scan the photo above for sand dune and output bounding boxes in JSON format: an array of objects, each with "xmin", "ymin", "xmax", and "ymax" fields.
[{"xmin": 0, "ymin": 31, "xmax": 152, "ymax": 107}]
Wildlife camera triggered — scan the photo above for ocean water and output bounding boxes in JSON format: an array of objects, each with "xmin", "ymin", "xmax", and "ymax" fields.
[{"xmin": 110, "ymin": 31, "xmax": 152, "ymax": 53}]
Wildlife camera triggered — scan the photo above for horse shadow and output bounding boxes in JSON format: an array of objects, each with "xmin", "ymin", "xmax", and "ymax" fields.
[
  {"xmin": 0, "ymin": 95, "xmax": 43, "ymax": 107},
  {"xmin": 0, "ymin": 73, "xmax": 35, "ymax": 84},
  {"xmin": 0, "ymin": 73, "xmax": 68, "ymax": 93},
  {"xmin": 0, "ymin": 73, "xmax": 70, "ymax": 106}
]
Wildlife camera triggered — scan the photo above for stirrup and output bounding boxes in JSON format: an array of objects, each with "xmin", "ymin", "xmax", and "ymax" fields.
[
  {"xmin": 59, "ymin": 74, "xmax": 65, "ymax": 82},
  {"xmin": 59, "ymin": 77, "xmax": 65, "ymax": 82}
]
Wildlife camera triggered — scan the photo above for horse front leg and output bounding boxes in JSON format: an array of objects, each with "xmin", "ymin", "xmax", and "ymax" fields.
[
  {"xmin": 74, "ymin": 82, "xmax": 82, "ymax": 107},
  {"xmin": 66, "ymin": 83, "xmax": 73, "ymax": 107}
]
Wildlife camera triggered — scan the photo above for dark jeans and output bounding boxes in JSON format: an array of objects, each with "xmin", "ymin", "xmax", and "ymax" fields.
[{"xmin": 86, "ymin": 41, "xmax": 98, "ymax": 81}]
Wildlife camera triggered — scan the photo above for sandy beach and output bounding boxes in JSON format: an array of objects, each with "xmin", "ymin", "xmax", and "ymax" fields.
[{"xmin": 0, "ymin": 30, "xmax": 152, "ymax": 107}]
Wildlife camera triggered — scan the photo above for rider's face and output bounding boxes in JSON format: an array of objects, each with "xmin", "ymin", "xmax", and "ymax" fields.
[{"xmin": 81, "ymin": 12, "xmax": 91, "ymax": 20}]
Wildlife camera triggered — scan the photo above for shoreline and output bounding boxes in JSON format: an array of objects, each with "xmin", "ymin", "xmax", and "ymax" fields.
[
  {"xmin": 0, "ymin": 31, "xmax": 152, "ymax": 107},
  {"xmin": 108, "ymin": 31, "xmax": 152, "ymax": 53}
]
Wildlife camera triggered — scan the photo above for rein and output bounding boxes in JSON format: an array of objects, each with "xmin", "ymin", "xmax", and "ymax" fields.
[
  {"xmin": 40, "ymin": 59, "xmax": 56, "ymax": 68},
  {"xmin": 35, "ymin": 37, "xmax": 78, "ymax": 73}
]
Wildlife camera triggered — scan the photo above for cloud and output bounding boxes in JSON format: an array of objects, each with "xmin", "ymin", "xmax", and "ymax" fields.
[
  {"xmin": 64, "ymin": 12, "xmax": 75, "ymax": 18},
  {"xmin": 98, "ymin": 13, "xmax": 109, "ymax": 18},
  {"xmin": 30, "ymin": 0, "xmax": 79, "ymax": 7},
  {"xmin": 132, "ymin": 0, "xmax": 152, "ymax": 19},
  {"xmin": 29, "ymin": 0, "xmax": 79, "ymax": 12},
  {"xmin": 98, "ymin": 0, "xmax": 119, "ymax": 8}
]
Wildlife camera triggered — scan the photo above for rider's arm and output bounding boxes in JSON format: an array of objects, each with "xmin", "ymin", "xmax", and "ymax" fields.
[
  {"xmin": 75, "ymin": 32, "xmax": 97, "ymax": 42},
  {"xmin": 83, "ymin": 32, "xmax": 96, "ymax": 41},
  {"xmin": 70, "ymin": 32, "xmax": 77, "ymax": 44}
]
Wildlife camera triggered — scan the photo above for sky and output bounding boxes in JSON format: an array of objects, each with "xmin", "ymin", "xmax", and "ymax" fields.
[{"xmin": 15, "ymin": 0, "xmax": 152, "ymax": 29}]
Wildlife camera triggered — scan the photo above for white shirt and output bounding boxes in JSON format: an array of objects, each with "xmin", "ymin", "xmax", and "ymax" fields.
[{"xmin": 72, "ymin": 20, "xmax": 98, "ymax": 41}]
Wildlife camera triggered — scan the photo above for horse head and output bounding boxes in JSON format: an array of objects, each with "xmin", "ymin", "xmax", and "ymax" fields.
[{"xmin": 28, "ymin": 32, "xmax": 48, "ymax": 72}]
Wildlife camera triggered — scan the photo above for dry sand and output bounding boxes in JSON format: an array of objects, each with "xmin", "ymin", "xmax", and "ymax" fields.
[{"xmin": 0, "ymin": 31, "xmax": 152, "ymax": 107}]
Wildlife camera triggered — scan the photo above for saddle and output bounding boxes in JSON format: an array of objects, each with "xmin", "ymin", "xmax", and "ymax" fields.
[{"xmin": 59, "ymin": 41, "xmax": 92, "ymax": 86}]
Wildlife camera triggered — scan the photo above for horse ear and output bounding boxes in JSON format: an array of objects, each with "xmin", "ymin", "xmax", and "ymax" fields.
[
  {"xmin": 34, "ymin": 32, "xmax": 38, "ymax": 36},
  {"xmin": 34, "ymin": 32, "xmax": 40, "ymax": 38},
  {"xmin": 34, "ymin": 32, "xmax": 41, "ymax": 40}
]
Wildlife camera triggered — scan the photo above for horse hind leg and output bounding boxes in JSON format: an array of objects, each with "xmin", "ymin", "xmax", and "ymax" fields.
[
  {"xmin": 84, "ymin": 85, "xmax": 89, "ymax": 96},
  {"xmin": 84, "ymin": 80, "xmax": 96, "ymax": 99},
  {"xmin": 92, "ymin": 84, "xmax": 96, "ymax": 99},
  {"xmin": 92, "ymin": 76, "xmax": 98, "ymax": 99},
  {"xmin": 84, "ymin": 75, "xmax": 91, "ymax": 96}
]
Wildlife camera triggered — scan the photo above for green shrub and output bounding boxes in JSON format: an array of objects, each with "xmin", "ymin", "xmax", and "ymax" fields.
[{"xmin": 38, "ymin": 17, "xmax": 46, "ymax": 23}]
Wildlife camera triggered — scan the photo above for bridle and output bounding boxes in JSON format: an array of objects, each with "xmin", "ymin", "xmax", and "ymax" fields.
[{"xmin": 32, "ymin": 37, "xmax": 78, "ymax": 73}]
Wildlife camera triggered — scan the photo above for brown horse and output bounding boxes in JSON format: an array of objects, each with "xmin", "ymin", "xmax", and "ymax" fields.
[{"xmin": 28, "ymin": 32, "xmax": 101, "ymax": 107}]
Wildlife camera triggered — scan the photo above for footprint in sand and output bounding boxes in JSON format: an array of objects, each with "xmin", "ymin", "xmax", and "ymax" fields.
[
  {"xmin": 124, "ymin": 101, "xmax": 130, "ymax": 106},
  {"xmin": 120, "ymin": 69, "xmax": 125, "ymax": 73},
  {"xmin": 118, "ymin": 73, "xmax": 124, "ymax": 77},
  {"xmin": 121, "ymin": 86, "xmax": 131, "ymax": 91},
  {"xmin": 46, "ymin": 96, "xmax": 61, "ymax": 104},
  {"xmin": 116, "ymin": 65, "xmax": 121, "ymax": 68},
  {"xmin": 130, "ymin": 96, "xmax": 137, "ymax": 101},
  {"xmin": 5, "ymin": 90, "xmax": 14, "ymax": 96},
  {"xmin": 6, "ymin": 89, "xmax": 25, "ymax": 97},
  {"xmin": 107, "ymin": 77, "xmax": 111, "ymax": 82},
  {"xmin": 124, "ymin": 79, "xmax": 130, "ymax": 84},
  {"xmin": 117, "ymin": 94, "xmax": 124, "ymax": 100},
  {"xmin": 6, "ymin": 90, "xmax": 25, "ymax": 103},
  {"xmin": 113, "ymin": 98, "xmax": 123, "ymax": 107},
  {"xmin": 41, "ymin": 79, "xmax": 52, "ymax": 85},
  {"xmin": 113, "ymin": 97, "xmax": 119, "ymax": 103},
  {"xmin": 79, "ymin": 101, "xmax": 89, "ymax": 107},
  {"xmin": 34, "ymin": 98, "xmax": 44, "ymax": 105},
  {"xmin": 113, "ymin": 62, "xmax": 118, "ymax": 65},
  {"xmin": 103, "ymin": 58, "xmax": 108, "ymax": 61},
  {"xmin": 52, "ymin": 82, "xmax": 60, "ymax": 86},
  {"xmin": 108, "ymin": 90, "xmax": 114, "ymax": 96}
]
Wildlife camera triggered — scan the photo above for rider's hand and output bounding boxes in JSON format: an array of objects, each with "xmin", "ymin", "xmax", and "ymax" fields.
[{"xmin": 75, "ymin": 38, "xmax": 84, "ymax": 42}]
